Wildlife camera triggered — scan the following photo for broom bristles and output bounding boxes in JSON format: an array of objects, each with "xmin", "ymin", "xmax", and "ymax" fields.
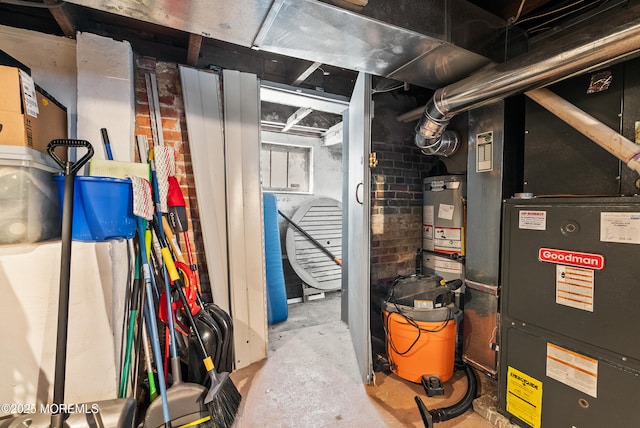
[{"xmin": 205, "ymin": 372, "xmax": 241, "ymax": 428}]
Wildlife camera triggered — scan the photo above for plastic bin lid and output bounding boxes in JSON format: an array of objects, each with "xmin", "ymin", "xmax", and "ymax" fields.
[{"xmin": 0, "ymin": 145, "xmax": 61, "ymax": 173}]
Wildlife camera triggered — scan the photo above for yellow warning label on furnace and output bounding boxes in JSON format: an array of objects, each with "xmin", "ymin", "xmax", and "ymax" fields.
[{"xmin": 507, "ymin": 366, "xmax": 542, "ymax": 428}]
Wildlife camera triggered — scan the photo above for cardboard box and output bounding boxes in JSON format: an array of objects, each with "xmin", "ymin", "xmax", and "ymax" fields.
[{"xmin": 0, "ymin": 65, "xmax": 67, "ymax": 157}]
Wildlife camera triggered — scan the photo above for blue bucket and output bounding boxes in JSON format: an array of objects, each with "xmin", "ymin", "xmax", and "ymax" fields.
[{"xmin": 53, "ymin": 175, "xmax": 136, "ymax": 241}]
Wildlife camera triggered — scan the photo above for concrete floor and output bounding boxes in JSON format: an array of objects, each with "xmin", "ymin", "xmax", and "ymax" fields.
[{"xmin": 230, "ymin": 291, "xmax": 504, "ymax": 427}]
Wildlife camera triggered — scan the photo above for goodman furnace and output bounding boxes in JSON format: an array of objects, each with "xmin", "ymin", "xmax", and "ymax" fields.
[{"xmin": 498, "ymin": 196, "xmax": 640, "ymax": 428}]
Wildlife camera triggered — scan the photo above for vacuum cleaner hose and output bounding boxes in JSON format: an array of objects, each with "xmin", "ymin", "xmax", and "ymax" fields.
[
  {"xmin": 415, "ymin": 362, "xmax": 478, "ymax": 427},
  {"xmin": 430, "ymin": 363, "xmax": 478, "ymax": 423}
]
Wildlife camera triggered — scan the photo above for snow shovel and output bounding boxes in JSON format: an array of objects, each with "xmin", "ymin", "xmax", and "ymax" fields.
[
  {"xmin": 164, "ymin": 180, "xmax": 235, "ymax": 373},
  {"xmin": 160, "ymin": 218, "xmax": 231, "ymax": 376},
  {"xmin": 0, "ymin": 139, "xmax": 136, "ymax": 428}
]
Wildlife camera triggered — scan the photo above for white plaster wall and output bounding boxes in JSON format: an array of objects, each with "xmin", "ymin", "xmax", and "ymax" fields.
[
  {"xmin": 76, "ymin": 32, "xmax": 135, "ymax": 162},
  {"xmin": 0, "ymin": 25, "xmax": 77, "ymax": 138},
  {"xmin": 261, "ymin": 131, "xmax": 343, "ymax": 246}
]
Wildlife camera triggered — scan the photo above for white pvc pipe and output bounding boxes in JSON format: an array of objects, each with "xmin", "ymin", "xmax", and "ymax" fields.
[{"xmin": 526, "ymin": 87, "xmax": 640, "ymax": 176}]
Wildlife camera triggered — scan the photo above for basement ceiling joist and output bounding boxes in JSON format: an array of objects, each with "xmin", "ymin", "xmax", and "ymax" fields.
[
  {"xmin": 292, "ymin": 61, "xmax": 322, "ymax": 86},
  {"xmin": 260, "ymin": 81, "xmax": 349, "ymax": 115},
  {"xmin": 282, "ymin": 107, "xmax": 314, "ymax": 132},
  {"xmin": 44, "ymin": 0, "xmax": 76, "ymax": 37},
  {"xmin": 187, "ymin": 34, "xmax": 203, "ymax": 66},
  {"xmin": 322, "ymin": 121, "xmax": 343, "ymax": 146},
  {"xmin": 260, "ymin": 81, "xmax": 348, "ymax": 138}
]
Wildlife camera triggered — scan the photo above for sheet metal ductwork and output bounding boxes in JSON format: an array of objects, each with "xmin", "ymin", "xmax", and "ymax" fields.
[
  {"xmin": 65, "ymin": 0, "xmax": 504, "ymax": 91},
  {"xmin": 415, "ymin": 3, "xmax": 640, "ymax": 154}
]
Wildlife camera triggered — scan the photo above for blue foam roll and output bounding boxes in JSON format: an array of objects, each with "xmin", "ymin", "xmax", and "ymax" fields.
[{"xmin": 263, "ymin": 193, "xmax": 288, "ymax": 324}]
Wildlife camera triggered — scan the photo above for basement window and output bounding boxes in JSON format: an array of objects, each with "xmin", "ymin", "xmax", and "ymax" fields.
[{"xmin": 261, "ymin": 142, "xmax": 313, "ymax": 194}]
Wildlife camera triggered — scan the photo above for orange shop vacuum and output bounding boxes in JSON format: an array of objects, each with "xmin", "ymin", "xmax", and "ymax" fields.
[{"xmin": 382, "ymin": 275, "xmax": 462, "ymax": 384}]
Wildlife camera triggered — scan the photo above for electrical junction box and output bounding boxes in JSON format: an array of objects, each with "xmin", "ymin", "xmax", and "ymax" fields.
[{"xmin": 499, "ymin": 196, "xmax": 640, "ymax": 427}]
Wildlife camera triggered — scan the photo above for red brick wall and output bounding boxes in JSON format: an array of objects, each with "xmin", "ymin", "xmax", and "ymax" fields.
[
  {"xmin": 370, "ymin": 91, "xmax": 437, "ymax": 285},
  {"xmin": 131, "ymin": 62, "xmax": 435, "ymax": 295},
  {"xmin": 134, "ymin": 56, "xmax": 211, "ymax": 298}
]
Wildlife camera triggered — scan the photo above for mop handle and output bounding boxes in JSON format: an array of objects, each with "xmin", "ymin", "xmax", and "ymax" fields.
[{"xmin": 139, "ymin": 219, "xmax": 172, "ymax": 425}]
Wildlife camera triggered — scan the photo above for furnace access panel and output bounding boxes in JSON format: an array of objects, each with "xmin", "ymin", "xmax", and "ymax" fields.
[
  {"xmin": 499, "ymin": 196, "xmax": 640, "ymax": 428},
  {"xmin": 501, "ymin": 197, "xmax": 640, "ymax": 359}
]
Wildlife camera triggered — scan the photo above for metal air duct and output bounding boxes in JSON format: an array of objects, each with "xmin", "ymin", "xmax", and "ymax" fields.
[{"xmin": 414, "ymin": 3, "xmax": 640, "ymax": 153}]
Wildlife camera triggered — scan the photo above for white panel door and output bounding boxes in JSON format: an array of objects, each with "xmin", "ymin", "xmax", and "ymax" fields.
[
  {"xmin": 180, "ymin": 67, "xmax": 267, "ymax": 369},
  {"xmin": 222, "ymin": 69, "xmax": 268, "ymax": 369},
  {"xmin": 179, "ymin": 66, "xmax": 230, "ymax": 312},
  {"xmin": 345, "ymin": 72, "xmax": 373, "ymax": 383}
]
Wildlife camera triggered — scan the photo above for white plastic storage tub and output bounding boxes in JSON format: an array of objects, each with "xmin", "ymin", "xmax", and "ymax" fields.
[{"xmin": 0, "ymin": 145, "xmax": 61, "ymax": 244}]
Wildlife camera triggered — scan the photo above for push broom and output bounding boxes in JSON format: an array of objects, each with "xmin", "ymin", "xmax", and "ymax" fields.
[{"xmin": 151, "ymin": 219, "xmax": 241, "ymax": 428}]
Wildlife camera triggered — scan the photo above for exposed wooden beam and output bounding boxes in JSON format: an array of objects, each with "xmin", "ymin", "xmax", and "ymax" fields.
[
  {"xmin": 510, "ymin": 0, "xmax": 554, "ymax": 23},
  {"xmin": 472, "ymin": 0, "xmax": 554, "ymax": 23},
  {"xmin": 322, "ymin": 121, "xmax": 343, "ymax": 146},
  {"xmin": 282, "ymin": 107, "xmax": 313, "ymax": 132},
  {"xmin": 260, "ymin": 82, "xmax": 349, "ymax": 114},
  {"xmin": 44, "ymin": 0, "xmax": 76, "ymax": 38},
  {"xmin": 291, "ymin": 61, "xmax": 322, "ymax": 86},
  {"xmin": 187, "ymin": 33, "xmax": 203, "ymax": 66}
]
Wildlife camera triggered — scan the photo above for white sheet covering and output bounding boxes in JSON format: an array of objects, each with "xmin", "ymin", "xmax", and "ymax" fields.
[{"xmin": 0, "ymin": 239, "xmax": 128, "ymax": 413}]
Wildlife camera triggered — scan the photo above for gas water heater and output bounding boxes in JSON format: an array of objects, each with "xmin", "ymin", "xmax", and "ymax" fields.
[{"xmin": 422, "ymin": 175, "xmax": 466, "ymax": 282}]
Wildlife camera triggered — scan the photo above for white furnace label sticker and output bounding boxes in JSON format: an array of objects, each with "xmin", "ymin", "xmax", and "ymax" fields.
[
  {"xmin": 555, "ymin": 265, "xmax": 594, "ymax": 312},
  {"xmin": 519, "ymin": 210, "xmax": 547, "ymax": 230},
  {"xmin": 424, "ymin": 205, "xmax": 434, "ymax": 227},
  {"xmin": 546, "ymin": 343, "xmax": 598, "ymax": 398},
  {"xmin": 438, "ymin": 203, "xmax": 455, "ymax": 220},
  {"xmin": 600, "ymin": 212, "xmax": 640, "ymax": 244}
]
